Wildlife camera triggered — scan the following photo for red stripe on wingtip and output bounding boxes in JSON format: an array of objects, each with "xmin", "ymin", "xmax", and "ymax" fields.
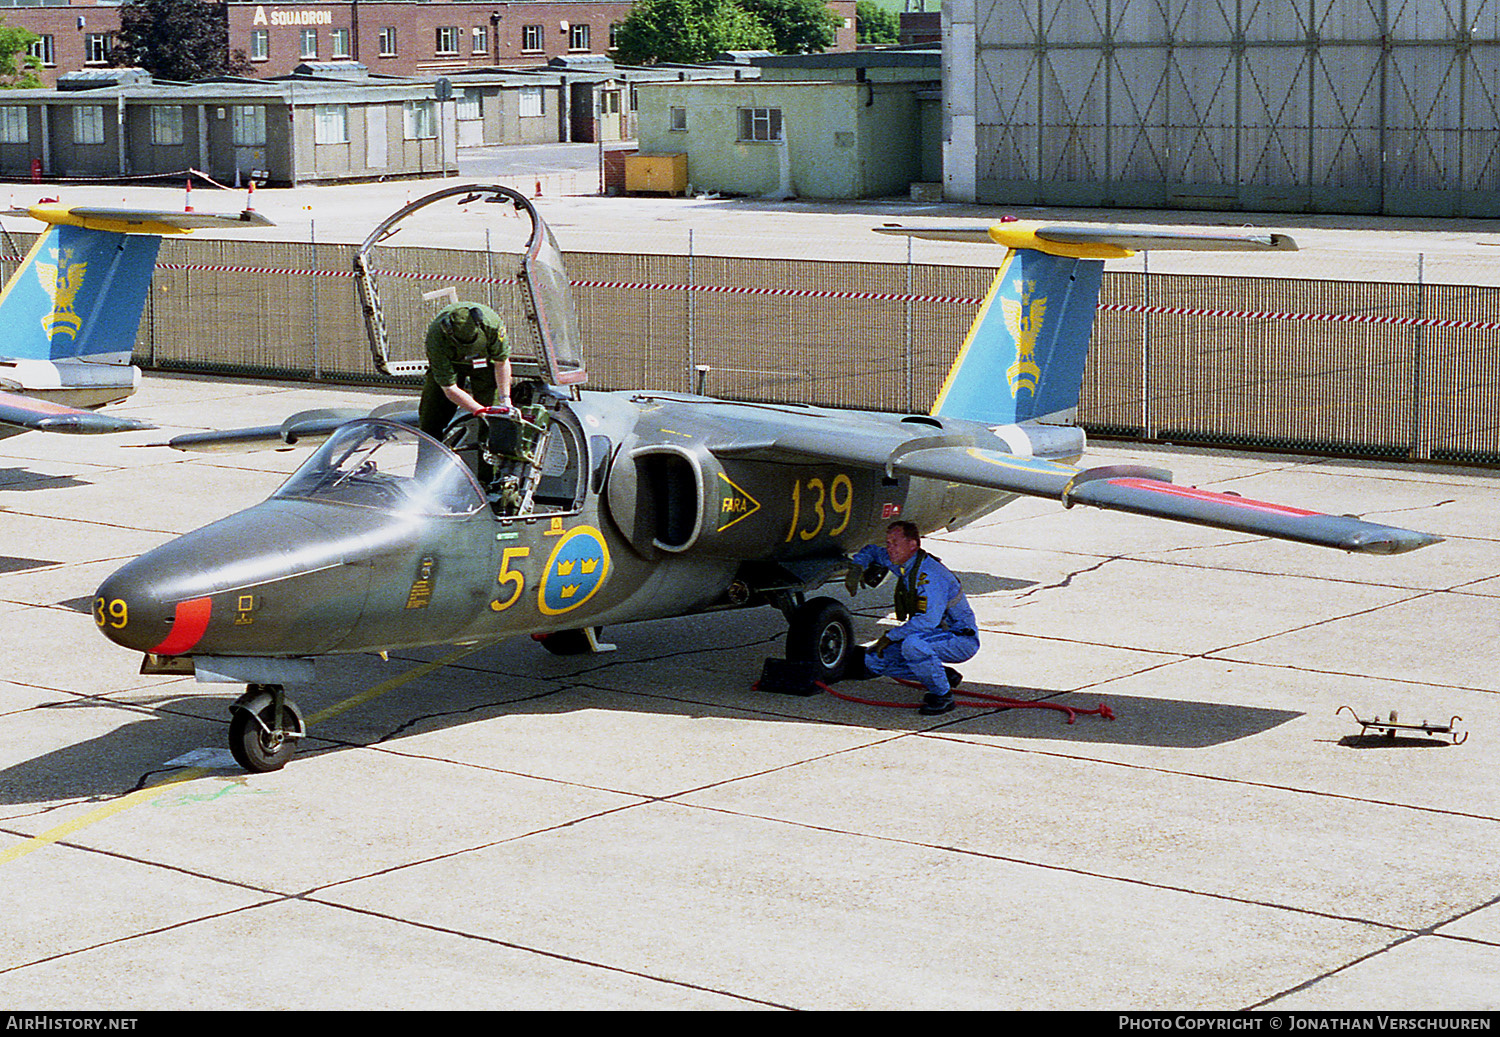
[
  {"xmin": 1108, "ymin": 478, "xmax": 1322, "ymax": 517},
  {"xmin": 150, "ymin": 597, "xmax": 212, "ymax": 656}
]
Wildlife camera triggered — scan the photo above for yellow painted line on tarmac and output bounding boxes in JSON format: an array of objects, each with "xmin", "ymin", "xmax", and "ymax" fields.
[
  {"xmin": 306, "ymin": 641, "xmax": 496, "ymax": 725},
  {"xmin": 0, "ymin": 768, "xmax": 211, "ymax": 867},
  {"xmin": 1, "ymin": 641, "xmax": 496, "ymax": 868}
]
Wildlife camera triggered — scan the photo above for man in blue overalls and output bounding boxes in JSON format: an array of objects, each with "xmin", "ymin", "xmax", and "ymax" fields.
[{"xmin": 845, "ymin": 521, "xmax": 979, "ymax": 715}]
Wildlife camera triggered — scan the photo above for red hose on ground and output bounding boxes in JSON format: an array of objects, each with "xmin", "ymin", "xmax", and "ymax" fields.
[{"xmin": 818, "ymin": 679, "xmax": 1115, "ymax": 724}]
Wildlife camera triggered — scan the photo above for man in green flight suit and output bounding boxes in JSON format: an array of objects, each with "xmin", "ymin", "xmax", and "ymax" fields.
[{"xmin": 418, "ymin": 301, "xmax": 511, "ymax": 439}]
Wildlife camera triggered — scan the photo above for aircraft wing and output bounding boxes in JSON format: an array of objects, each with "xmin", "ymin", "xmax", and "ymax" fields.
[
  {"xmin": 718, "ymin": 431, "xmax": 1441, "ymax": 555},
  {"xmin": 3, "ymin": 205, "xmax": 275, "ymax": 234},
  {"xmin": 897, "ymin": 446, "xmax": 1438, "ymax": 554},
  {"xmin": 0, "ymin": 390, "xmax": 154, "ymax": 434},
  {"xmin": 166, "ymin": 403, "xmax": 420, "ymax": 452}
]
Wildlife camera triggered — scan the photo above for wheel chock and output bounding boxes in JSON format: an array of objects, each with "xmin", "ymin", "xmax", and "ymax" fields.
[{"xmin": 755, "ymin": 658, "xmax": 823, "ymax": 696}]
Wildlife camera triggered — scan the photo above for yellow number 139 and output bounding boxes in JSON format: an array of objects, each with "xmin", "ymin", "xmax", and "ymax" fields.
[{"xmin": 786, "ymin": 474, "xmax": 853, "ymax": 542}]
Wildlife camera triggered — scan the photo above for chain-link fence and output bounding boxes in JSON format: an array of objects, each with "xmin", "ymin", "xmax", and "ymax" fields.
[{"xmin": 6, "ymin": 232, "xmax": 1482, "ymax": 464}]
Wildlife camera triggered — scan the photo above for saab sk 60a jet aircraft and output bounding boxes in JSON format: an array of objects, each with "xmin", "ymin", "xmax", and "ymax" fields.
[
  {"xmin": 92, "ymin": 185, "xmax": 1441, "ymax": 773},
  {"xmin": 0, "ymin": 203, "xmax": 272, "ymax": 438}
]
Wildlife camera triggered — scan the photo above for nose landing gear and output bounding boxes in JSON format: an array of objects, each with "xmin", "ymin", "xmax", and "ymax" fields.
[{"xmin": 228, "ymin": 683, "xmax": 306, "ymax": 773}]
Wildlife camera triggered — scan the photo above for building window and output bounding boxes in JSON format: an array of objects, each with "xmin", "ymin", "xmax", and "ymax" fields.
[
  {"xmin": 404, "ymin": 99, "xmax": 436, "ymax": 139},
  {"xmin": 522, "ymin": 24, "xmax": 543, "ymax": 52},
  {"xmin": 300, "ymin": 29, "xmax": 317, "ymax": 59},
  {"xmin": 737, "ymin": 107, "xmax": 782, "ymax": 142},
  {"xmin": 151, "ymin": 107, "xmax": 184, "ymax": 146},
  {"xmin": 85, "ymin": 34, "xmax": 112, "ymax": 64},
  {"xmin": 436, "ymin": 26, "xmax": 459, "ymax": 54},
  {"xmin": 601, "ymin": 90, "xmax": 620, "ymax": 115},
  {"xmin": 471, "ymin": 26, "xmax": 487, "ymax": 54},
  {"xmin": 28, "ymin": 35, "xmax": 54, "ymax": 67},
  {"xmin": 609, "ymin": 22, "xmax": 622, "ymax": 49},
  {"xmin": 669, "ymin": 106, "xmax": 687, "ymax": 131},
  {"xmin": 0, "ymin": 107, "xmax": 27, "ymax": 144},
  {"xmin": 569, "ymin": 23, "xmax": 590, "ymax": 51},
  {"xmin": 232, "ymin": 106, "xmax": 266, "ymax": 146},
  {"xmin": 331, "ymin": 28, "xmax": 350, "ymax": 59},
  {"xmin": 456, "ymin": 88, "xmax": 482, "ymax": 121},
  {"xmin": 314, "ymin": 103, "xmax": 348, "ymax": 144},
  {"xmin": 73, "ymin": 106, "xmax": 104, "ymax": 145},
  {"xmin": 250, "ymin": 30, "xmax": 269, "ymax": 61},
  {"xmin": 519, "ymin": 85, "xmax": 544, "ymax": 118},
  {"xmin": 379, "ymin": 27, "xmax": 397, "ymax": 56}
]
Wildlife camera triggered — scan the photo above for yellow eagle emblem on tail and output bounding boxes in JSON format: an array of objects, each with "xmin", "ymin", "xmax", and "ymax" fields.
[
  {"xmin": 36, "ymin": 248, "xmax": 87, "ymax": 341},
  {"xmin": 1003, "ymin": 284, "xmax": 1046, "ymax": 397}
]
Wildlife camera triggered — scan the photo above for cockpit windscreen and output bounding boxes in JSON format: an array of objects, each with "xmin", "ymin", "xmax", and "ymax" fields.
[{"xmin": 274, "ymin": 420, "xmax": 485, "ymax": 516}]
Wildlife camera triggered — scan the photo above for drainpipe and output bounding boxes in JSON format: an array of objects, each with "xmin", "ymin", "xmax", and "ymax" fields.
[
  {"xmin": 38, "ymin": 101, "xmax": 49, "ymax": 175},
  {"xmin": 197, "ymin": 105, "xmax": 208, "ymax": 174},
  {"xmin": 117, "ymin": 94, "xmax": 126, "ymax": 174}
]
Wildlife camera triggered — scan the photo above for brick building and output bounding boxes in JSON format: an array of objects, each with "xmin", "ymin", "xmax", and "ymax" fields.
[
  {"xmin": 230, "ymin": 2, "xmax": 639, "ymax": 77},
  {"xmin": 0, "ymin": 1, "xmax": 858, "ymax": 87}
]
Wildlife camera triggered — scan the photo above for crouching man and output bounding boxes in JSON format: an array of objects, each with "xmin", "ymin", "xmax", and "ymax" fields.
[{"xmin": 844, "ymin": 521, "xmax": 979, "ymax": 715}]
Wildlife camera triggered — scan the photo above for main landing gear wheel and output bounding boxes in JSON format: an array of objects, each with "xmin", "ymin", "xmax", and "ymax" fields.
[
  {"xmin": 785, "ymin": 596, "xmax": 854, "ymax": 684},
  {"xmin": 536, "ymin": 628, "xmax": 593, "ymax": 655},
  {"xmin": 228, "ymin": 683, "xmax": 306, "ymax": 773}
]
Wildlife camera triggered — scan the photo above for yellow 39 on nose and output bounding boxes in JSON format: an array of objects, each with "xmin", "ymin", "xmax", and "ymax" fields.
[{"xmin": 93, "ymin": 596, "xmax": 128, "ymax": 630}]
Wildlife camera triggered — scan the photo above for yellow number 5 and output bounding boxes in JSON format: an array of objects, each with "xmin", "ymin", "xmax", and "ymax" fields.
[{"xmin": 491, "ymin": 547, "xmax": 530, "ymax": 612}]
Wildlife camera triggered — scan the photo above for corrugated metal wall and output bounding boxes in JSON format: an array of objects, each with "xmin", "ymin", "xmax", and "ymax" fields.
[
  {"xmin": 965, "ymin": 0, "xmax": 1500, "ymax": 215},
  {"xmin": 96, "ymin": 236, "xmax": 1500, "ymax": 465}
]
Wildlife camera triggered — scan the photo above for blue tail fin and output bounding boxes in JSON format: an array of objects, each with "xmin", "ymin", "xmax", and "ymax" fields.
[
  {"xmin": 930, "ymin": 248, "xmax": 1103, "ymax": 425},
  {"xmin": 0, "ymin": 223, "xmax": 162, "ymax": 365},
  {"xmin": 873, "ymin": 219, "xmax": 1297, "ymax": 427}
]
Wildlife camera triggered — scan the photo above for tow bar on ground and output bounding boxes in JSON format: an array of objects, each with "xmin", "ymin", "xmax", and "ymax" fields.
[{"xmin": 1337, "ymin": 705, "xmax": 1467, "ymax": 744}]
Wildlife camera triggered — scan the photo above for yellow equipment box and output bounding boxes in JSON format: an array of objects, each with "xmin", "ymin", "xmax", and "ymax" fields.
[{"xmin": 625, "ymin": 153, "xmax": 689, "ymax": 196}]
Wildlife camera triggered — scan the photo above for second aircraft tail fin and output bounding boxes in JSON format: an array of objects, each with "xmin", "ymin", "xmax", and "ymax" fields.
[
  {"xmin": 0, "ymin": 205, "xmax": 275, "ymax": 367},
  {"xmin": 0, "ymin": 222, "xmax": 162, "ymax": 366}
]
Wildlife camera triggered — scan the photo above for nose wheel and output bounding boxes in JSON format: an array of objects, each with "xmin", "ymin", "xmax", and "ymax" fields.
[{"xmin": 228, "ymin": 684, "xmax": 306, "ymax": 773}]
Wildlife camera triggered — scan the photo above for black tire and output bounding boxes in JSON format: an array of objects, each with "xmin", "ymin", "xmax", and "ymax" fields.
[
  {"xmin": 228, "ymin": 701, "xmax": 298, "ymax": 773},
  {"xmin": 786, "ymin": 597, "xmax": 854, "ymax": 683},
  {"xmin": 537, "ymin": 628, "xmax": 593, "ymax": 655}
]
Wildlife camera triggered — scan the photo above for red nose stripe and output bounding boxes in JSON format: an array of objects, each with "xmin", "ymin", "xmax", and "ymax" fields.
[{"xmin": 151, "ymin": 597, "xmax": 213, "ymax": 656}]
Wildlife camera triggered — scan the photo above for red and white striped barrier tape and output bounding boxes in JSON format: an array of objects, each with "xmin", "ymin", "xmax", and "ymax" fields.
[
  {"xmin": 13, "ymin": 251, "xmax": 1497, "ymax": 330},
  {"xmin": 1098, "ymin": 301, "xmax": 1500, "ymax": 333},
  {"xmin": 149, "ymin": 263, "xmax": 986, "ymax": 304},
  {"xmin": 568, "ymin": 278, "xmax": 985, "ymax": 306}
]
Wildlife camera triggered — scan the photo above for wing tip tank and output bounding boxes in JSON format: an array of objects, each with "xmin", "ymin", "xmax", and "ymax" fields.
[{"xmin": 1344, "ymin": 528, "xmax": 1445, "ymax": 555}]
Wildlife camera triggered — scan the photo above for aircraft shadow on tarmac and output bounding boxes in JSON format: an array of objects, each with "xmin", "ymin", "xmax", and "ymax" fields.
[
  {"xmin": 0, "ymin": 555, "xmax": 63, "ymax": 575},
  {"xmin": 951, "ymin": 571, "xmax": 1038, "ymax": 595},
  {"xmin": 0, "ymin": 468, "xmax": 91, "ymax": 492},
  {"xmin": 1, "ymin": 610, "xmax": 1300, "ymax": 809}
]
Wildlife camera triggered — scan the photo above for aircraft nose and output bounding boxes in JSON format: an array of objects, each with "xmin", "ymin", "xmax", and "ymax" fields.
[
  {"xmin": 93, "ymin": 564, "xmax": 196, "ymax": 655},
  {"xmin": 92, "ymin": 500, "xmax": 403, "ymax": 659}
]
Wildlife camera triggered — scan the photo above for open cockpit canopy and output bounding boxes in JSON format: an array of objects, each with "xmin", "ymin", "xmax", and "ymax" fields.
[{"xmin": 354, "ymin": 184, "xmax": 586, "ymax": 394}]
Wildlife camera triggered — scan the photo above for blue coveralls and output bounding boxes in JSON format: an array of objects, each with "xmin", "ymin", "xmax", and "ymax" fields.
[{"xmin": 849, "ymin": 545, "xmax": 980, "ymax": 698}]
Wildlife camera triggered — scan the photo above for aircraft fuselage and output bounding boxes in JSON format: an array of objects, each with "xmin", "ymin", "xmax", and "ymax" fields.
[{"xmin": 93, "ymin": 390, "xmax": 1083, "ymax": 663}]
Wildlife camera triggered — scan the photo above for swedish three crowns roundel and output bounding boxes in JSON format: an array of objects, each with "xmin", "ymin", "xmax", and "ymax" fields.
[{"xmin": 538, "ymin": 526, "xmax": 611, "ymax": 616}]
